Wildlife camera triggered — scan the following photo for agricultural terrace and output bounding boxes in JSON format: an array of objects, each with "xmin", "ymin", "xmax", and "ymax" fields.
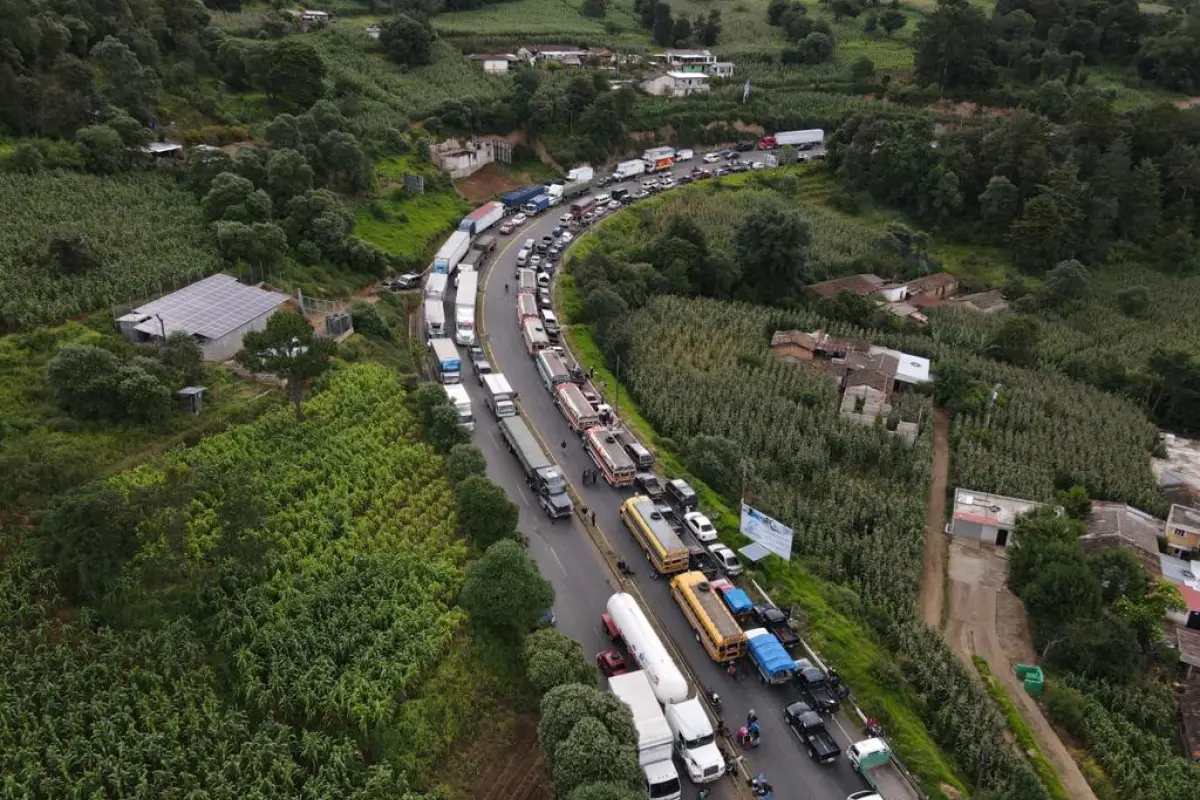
[
  {"xmin": 433, "ymin": 0, "xmax": 646, "ymax": 44},
  {"xmin": 309, "ymin": 29, "xmax": 512, "ymax": 140},
  {"xmin": 1, "ymin": 364, "xmax": 473, "ymax": 796},
  {"xmin": 0, "ymin": 171, "xmax": 219, "ymax": 330}
]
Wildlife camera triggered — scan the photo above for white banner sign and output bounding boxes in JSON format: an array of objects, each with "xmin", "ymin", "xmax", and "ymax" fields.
[{"xmin": 740, "ymin": 503, "xmax": 793, "ymax": 560}]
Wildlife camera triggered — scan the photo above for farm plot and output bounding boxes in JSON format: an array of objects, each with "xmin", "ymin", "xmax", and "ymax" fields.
[{"xmin": 0, "ymin": 171, "xmax": 220, "ymax": 330}]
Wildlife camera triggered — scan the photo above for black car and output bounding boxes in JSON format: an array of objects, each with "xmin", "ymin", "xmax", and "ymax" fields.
[
  {"xmin": 597, "ymin": 175, "xmax": 615, "ymax": 187},
  {"xmin": 731, "ymin": 163, "xmax": 751, "ymax": 173},
  {"xmin": 635, "ymin": 472, "xmax": 665, "ymax": 499},
  {"xmin": 736, "ymin": 141, "xmax": 756, "ymax": 152},
  {"xmin": 552, "ymin": 225, "xmax": 566, "ymax": 238}
]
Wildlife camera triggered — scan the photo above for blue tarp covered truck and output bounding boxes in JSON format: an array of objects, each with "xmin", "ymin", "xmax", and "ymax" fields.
[
  {"xmin": 746, "ymin": 627, "xmax": 795, "ymax": 685},
  {"xmin": 501, "ymin": 185, "xmax": 545, "ymax": 208}
]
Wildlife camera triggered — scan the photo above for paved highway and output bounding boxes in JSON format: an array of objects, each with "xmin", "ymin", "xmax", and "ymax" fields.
[{"xmin": 444, "ymin": 154, "xmax": 875, "ymax": 800}]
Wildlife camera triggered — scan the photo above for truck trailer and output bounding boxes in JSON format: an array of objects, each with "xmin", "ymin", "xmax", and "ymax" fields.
[
  {"xmin": 442, "ymin": 383, "xmax": 474, "ymax": 432},
  {"xmin": 482, "ymin": 373, "xmax": 517, "ymax": 419},
  {"xmin": 499, "ymin": 416, "xmax": 573, "ymax": 519},
  {"xmin": 423, "ymin": 299, "xmax": 445, "ymax": 339},
  {"xmin": 605, "ymin": 593, "xmax": 689, "ymax": 705},
  {"xmin": 432, "ymin": 230, "xmax": 471, "ymax": 274},
  {"xmin": 614, "ymin": 159, "xmax": 647, "ymax": 180},
  {"xmin": 642, "ymin": 146, "xmax": 676, "ymax": 173},
  {"xmin": 454, "ymin": 270, "xmax": 478, "ymax": 346},
  {"xmin": 521, "ymin": 194, "xmax": 551, "ymax": 216},
  {"xmin": 608, "ymin": 672, "xmax": 682, "ymax": 800},
  {"xmin": 458, "ymin": 201, "xmax": 505, "ymax": 235},
  {"xmin": 758, "ymin": 129, "xmax": 824, "ymax": 150},
  {"xmin": 424, "ymin": 272, "xmax": 448, "ymax": 302},
  {"xmin": 429, "ymin": 338, "xmax": 461, "ymax": 384},
  {"xmin": 501, "ymin": 184, "xmax": 545, "ymax": 208}
]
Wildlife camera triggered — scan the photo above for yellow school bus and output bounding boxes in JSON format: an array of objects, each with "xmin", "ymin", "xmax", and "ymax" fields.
[
  {"xmin": 620, "ymin": 495, "xmax": 689, "ymax": 575},
  {"xmin": 671, "ymin": 571, "xmax": 747, "ymax": 663}
]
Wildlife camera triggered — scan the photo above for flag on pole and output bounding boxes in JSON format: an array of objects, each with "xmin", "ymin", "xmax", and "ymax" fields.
[{"xmin": 743, "ymin": 80, "xmax": 751, "ymax": 103}]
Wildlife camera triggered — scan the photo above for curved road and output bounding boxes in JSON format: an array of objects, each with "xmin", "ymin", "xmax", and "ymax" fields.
[{"xmin": 446, "ymin": 156, "xmax": 874, "ymax": 800}]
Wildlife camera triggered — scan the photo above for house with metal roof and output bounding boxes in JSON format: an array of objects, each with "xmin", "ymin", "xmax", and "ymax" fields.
[
  {"xmin": 116, "ymin": 274, "xmax": 291, "ymax": 362},
  {"xmin": 948, "ymin": 488, "xmax": 1044, "ymax": 547}
]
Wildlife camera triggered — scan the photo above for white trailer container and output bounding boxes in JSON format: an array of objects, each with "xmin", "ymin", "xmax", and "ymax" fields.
[
  {"xmin": 424, "ymin": 272, "xmax": 448, "ymax": 302},
  {"xmin": 455, "ymin": 270, "xmax": 478, "ymax": 345},
  {"xmin": 606, "ymin": 593, "xmax": 689, "ymax": 705},
  {"xmin": 614, "ymin": 159, "xmax": 647, "ymax": 179},
  {"xmin": 459, "ymin": 201, "xmax": 505, "ymax": 236},
  {"xmin": 432, "ymin": 230, "xmax": 471, "ymax": 274},
  {"xmin": 773, "ymin": 129, "xmax": 824, "ymax": 149},
  {"xmin": 482, "ymin": 373, "xmax": 517, "ymax": 419},
  {"xmin": 423, "ymin": 299, "xmax": 445, "ymax": 339},
  {"xmin": 567, "ymin": 165, "xmax": 594, "ymax": 182},
  {"xmin": 442, "ymin": 383, "xmax": 474, "ymax": 431},
  {"xmin": 609, "ymin": 672, "xmax": 682, "ymax": 800}
]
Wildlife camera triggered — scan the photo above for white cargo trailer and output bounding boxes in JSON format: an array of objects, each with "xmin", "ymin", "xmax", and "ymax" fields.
[{"xmin": 609, "ymin": 671, "xmax": 682, "ymax": 800}]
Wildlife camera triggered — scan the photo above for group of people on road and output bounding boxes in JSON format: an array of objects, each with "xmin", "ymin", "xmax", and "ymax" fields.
[{"xmin": 582, "ymin": 467, "xmax": 601, "ymax": 485}]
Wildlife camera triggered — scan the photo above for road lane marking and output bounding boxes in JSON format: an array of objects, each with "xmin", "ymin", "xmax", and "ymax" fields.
[{"xmin": 547, "ymin": 544, "xmax": 569, "ymax": 576}]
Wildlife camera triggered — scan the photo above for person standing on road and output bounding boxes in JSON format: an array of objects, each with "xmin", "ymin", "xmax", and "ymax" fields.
[
  {"xmin": 746, "ymin": 709, "xmax": 757, "ymax": 728},
  {"xmin": 504, "ymin": 282, "xmax": 509, "ymax": 294},
  {"xmin": 581, "ymin": 504, "xmax": 589, "ymax": 522},
  {"xmin": 561, "ymin": 440, "xmax": 567, "ymax": 452},
  {"xmin": 590, "ymin": 509, "xmax": 596, "ymax": 527}
]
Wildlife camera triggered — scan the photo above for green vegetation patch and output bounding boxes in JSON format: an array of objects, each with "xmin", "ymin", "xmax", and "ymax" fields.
[
  {"xmin": 354, "ymin": 182, "xmax": 471, "ymax": 263},
  {"xmin": 972, "ymin": 656, "xmax": 1073, "ymax": 800},
  {"xmin": 0, "ymin": 171, "xmax": 220, "ymax": 330}
]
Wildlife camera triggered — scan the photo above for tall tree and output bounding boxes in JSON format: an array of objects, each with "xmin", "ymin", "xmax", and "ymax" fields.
[
  {"xmin": 912, "ymin": 0, "xmax": 996, "ymax": 92},
  {"xmin": 523, "ymin": 628, "xmax": 596, "ymax": 696},
  {"xmin": 379, "ymin": 14, "xmax": 436, "ymax": 67},
  {"xmin": 732, "ymin": 200, "xmax": 813, "ymax": 303},
  {"xmin": 266, "ymin": 39, "xmax": 326, "ymax": 111},
  {"xmin": 461, "ymin": 540, "xmax": 555, "ymax": 637},
  {"xmin": 456, "ymin": 475, "xmax": 519, "ymax": 546},
  {"xmin": 978, "ymin": 175, "xmax": 1021, "ymax": 235},
  {"xmin": 235, "ymin": 311, "xmax": 337, "ymax": 420},
  {"xmin": 35, "ymin": 482, "xmax": 138, "ymax": 604}
]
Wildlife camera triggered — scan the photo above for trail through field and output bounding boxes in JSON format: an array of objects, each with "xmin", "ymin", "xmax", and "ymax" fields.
[
  {"xmin": 919, "ymin": 408, "xmax": 950, "ymax": 628},
  {"xmin": 944, "ymin": 542, "xmax": 1098, "ymax": 800}
]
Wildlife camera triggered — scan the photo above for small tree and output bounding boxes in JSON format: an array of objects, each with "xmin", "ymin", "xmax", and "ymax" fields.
[
  {"xmin": 880, "ymin": 8, "xmax": 906, "ymax": 34},
  {"xmin": 158, "ymin": 331, "xmax": 205, "ymax": 385},
  {"xmin": 778, "ymin": 144, "xmax": 798, "ymax": 165},
  {"xmin": 76, "ymin": 124, "xmax": 125, "ymax": 175},
  {"xmin": 35, "ymin": 481, "xmax": 139, "ymax": 603},
  {"xmin": 461, "ymin": 539, "xmax": 555, "ymax": 636},
  {"xmin": 1044, "ymin": 259, "xmax": 1091, "ymax": 304},
  {"xmin": 851, "ymin": 55, "xmax": 875, "ymax": 81},
  {"xmin": 582, "ymin": 0, "xmax": 608, "ymax": 17},
  {"xmin": 1116, "ymin": 285, "xmax": 1149, "ymax": 318},
  {"xmin": 524, "ymin": 628, "xmax": 596, "ymax": 696},
  {"xmin": 986, "ymin": 315, "xmax": 1040, "ymax": 367},
  {"xmin": 235, "ymin": 311, "xmax": 337, "ymax": 420},
  {"xmin": 1055, "ymin": 485, "xmax": 1091, "ymax": 520},
  {"xmin": 551, "ymin": 717, "xmax": 643, "ymax": 798},
  {"xmin": 429, "ymin": 403, "xmax": 470, "ymax": 452},
  {"xmin": 445, "ymin": 444, "xmax": 487, "ymax": 485},
  {"xmin": 456, "ymin": 475, "xmax": 519, "ymax": 546}
]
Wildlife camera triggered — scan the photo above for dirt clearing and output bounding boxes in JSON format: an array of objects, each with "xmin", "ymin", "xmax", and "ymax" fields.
[{"xmin": 944, "ymin": 541, "xmax": 1097, "ymax": 800}]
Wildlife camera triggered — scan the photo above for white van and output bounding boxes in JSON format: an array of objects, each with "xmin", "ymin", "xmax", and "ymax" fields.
[
  {"xmin": 516, "ymin": 248, "xmax": 531, "ymax": 267},
  {"xmin": 541, "ymin": 309, "xmax": 560, "ymax": 338}
]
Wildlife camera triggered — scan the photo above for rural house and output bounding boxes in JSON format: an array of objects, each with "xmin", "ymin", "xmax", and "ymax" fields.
[
  {"xmin": 948, "ymin": 488, "xmax": 1044, "ymax": 547},
  {"xmin": 1166, "ymin": 504, "xmax": 1200, "ymax": 558},
  {"xmin": 1080, "ymin": 501, "xmax": 1165, "ymax": 577},
  {"xmin": 469, "ymin": 53, "xmax": 519, "ymax": 72},
  {"xmin": 951, "ymin": 290, "xmax": 1009, "ymax": 313},
  {"xmin": 641, "ymin": 71, "xmax": 710, "ymax": 97},
  {"xmin": 903, "ymin": 272, "xmax": 960, "ymax": 301},
  {"xmin": 655, "ymin": 49, "xmax": 735, "ymax": 77}
]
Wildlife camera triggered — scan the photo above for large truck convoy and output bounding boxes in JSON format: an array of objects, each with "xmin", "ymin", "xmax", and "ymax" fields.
[{"xmin": 499, "ymin": 415, "xmax": 573, "ymax": 519}]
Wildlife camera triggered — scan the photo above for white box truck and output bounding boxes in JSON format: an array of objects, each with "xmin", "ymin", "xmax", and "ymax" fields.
[
  {"xmin": 442, "ymin": 383, "xmax": 474, "ymax": 432},
  {"xmin": 424, "ymin": 272, "xmax": 448, "ymax": 302},
  {"xmin": 609, "ymin": 672, "xmax": 682, "ymax": 800},
  {"xmin": 482, "ymin": 373, "xmax": 517, "ymax": 419},
  {"xmin": 614, "ymin": 159, "xmax": 647, "ymax": 180},
  {"xmin": 423, "ymin": 299, "xmax": 445, "ymax": 339},
  {"xmin": 432, "ymin": 230, "xmax": 471, "ymax": 274},
  {"xmin": 455, "ymin": 270, "xmax": 478, "ymax": 345}
]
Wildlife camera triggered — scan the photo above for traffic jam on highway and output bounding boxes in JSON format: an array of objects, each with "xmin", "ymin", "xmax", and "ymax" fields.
[{"xmin": 415, "ymin": 134, "xmax": 921, "ymax": 800}]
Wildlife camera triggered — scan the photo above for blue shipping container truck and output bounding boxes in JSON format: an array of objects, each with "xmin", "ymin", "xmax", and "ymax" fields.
[
  {"xmin": 521, "ymin": 194, "xmax": 551, "ymax": 215},
  {"xmin": 746, "ymin": 628, "xmax": 795, "ymax": 684},
  {"xmin": 430, "ymin": 338, "xmax": 462, "ymax": 384},
  {"xmin": 501, "ymin": 185, "xmax": 545, "ymax": 208}
]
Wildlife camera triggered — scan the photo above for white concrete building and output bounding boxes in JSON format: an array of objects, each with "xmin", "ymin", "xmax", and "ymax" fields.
[
  {"xmin": 641, "ymin": 71, "xmax": 710, "ymax": 97},
  {"xmin": 948, "ymin": 488, "xmax": 1044, "ymax": 547},
  {"xmin": 117, "ymin": 274, "xmax": 290, "ymax": 362}
]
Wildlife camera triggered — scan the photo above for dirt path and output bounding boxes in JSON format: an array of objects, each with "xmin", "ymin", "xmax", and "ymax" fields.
[
  {"xmin": 919, "ymin": 408, "xmax": 950, "ymax": 628},
  {"xmin": 944, "ymin": 542, "xmax": 1098, "ymax": 800}
]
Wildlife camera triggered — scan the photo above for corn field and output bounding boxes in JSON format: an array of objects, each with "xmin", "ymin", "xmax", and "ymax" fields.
[
  {"xmin": 0, "ymin": 171, "xmax": 220, "ymax": 331},
  {"xmin": 310, "ymin": 30, "xmax": 512, "ymax": 139},
  {"xmin": 1, "ymin": 364, "xmax": 465, "ymax": 797}
]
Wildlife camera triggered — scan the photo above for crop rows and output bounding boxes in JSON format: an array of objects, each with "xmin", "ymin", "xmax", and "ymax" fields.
[
  {"xmin": 619, "ymin": 295, "xmax": 931, "ymax": 612},
  {"xmin": 0, "ymin": 171, "xmax": 220, "ymax": 330},
  {"xmin": 2, "ymin": 364, "xmax": 464, "ymax": 795}
]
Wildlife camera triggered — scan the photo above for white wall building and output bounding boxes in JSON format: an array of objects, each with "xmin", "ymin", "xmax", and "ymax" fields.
[
  {"xmin": 641, "ymin": 71, "xmax": 710, "ymax": 97},
  {"xmin": 948, "ymin": 489, "xmax": 1044, "ymax": 547},
  {"xmin": 117, "ymin": 274, "xmax": 291, "ymax": 362}
]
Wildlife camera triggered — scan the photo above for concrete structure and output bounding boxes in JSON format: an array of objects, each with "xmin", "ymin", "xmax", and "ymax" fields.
[
  {"xmin": 709, "ymin": 61, "xmax": 734, "ymax": 77},
  {"xmin": 949, "ymin": 488, "xmax": 1043, "ymax": 547},
  {"xmin": 952, "ymin": 290, "xmax": 1009, "ymax": 314},
  {"xmin": 1081, "ymin": 501, "xmax": 1164, "ymax": 576},
  {"xmin": 809, "ymin": 273, "xmax": 886, "ymax": 298},
  {"xmin": 1167, "ymin": 504, "xmax": 1200, "ymax": 558},
  {"xmin": 470, "ymin": 53, "xmax": 518, "ymax": 72},
  {"xmin": 116, "ymin": 274, "xmax": 290, "ymax": 362},
  {"xmin": 868, "ymin": 346, "xmax": 931, "ymax": 386},
  {"xmin": 903, "ymin": 273, "xmax": 960, "ymax": 300},
  {"xmin": 365, "ymin": 24, "xmax": 381, "ymax": 39},
  {"xmin": 295, "ymin": 9, "xmax": 331, "ymax": 32},
  {"xmin": 641, "ymin": 71, "xmax": 709, "ymax": 97},
  {"xmin": 431, "ymin": 137, "xmax": 501, "ymax": 180},
  {"xmin": 660, "ymin": 49, "xmax": 717, "ymax": 69}
]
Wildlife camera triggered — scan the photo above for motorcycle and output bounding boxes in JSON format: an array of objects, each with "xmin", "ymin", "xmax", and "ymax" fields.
[
  {"xmin": 749, "ymin": 774, "xmax": 774, "ymax": 799},
  {"xmin": 705, "ymin": 687, "xmax": 722, "ymax": 711},
  {"xmin": 864, "ymin": 717, "xmax": 885, "ymax": 739},
  {"xmin": 737, "ymin": 724, "xmax": 761, "ymax": 750},
  {"xmin": 616, "ymin": 559, "xmax": 636, "ymax": 577}
]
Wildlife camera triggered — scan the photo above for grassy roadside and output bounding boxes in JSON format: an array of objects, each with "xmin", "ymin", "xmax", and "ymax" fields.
[
  {"xmin": 972, "ymin": 656, "xmax": 1072, "ymax": 800},
  {"xmin": 556, "ymin": 276, "xmax": 967, "ymax": 798}
]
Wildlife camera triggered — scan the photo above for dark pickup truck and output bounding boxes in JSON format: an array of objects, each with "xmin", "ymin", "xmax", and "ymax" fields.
[
  {"xmin": 688, "ymin": 543, "xmax": 720, "ymax": 580},
  {"xmin": 795, "ymin": 659, "xmax": 841, "ymax": 715},
  {"xmin": 754, "ymin": 605, "xmax": 800, "ymax": 650},
  {"xmin": 784, "ymin": 701, "xmax": 841, "ymax": 764}
]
